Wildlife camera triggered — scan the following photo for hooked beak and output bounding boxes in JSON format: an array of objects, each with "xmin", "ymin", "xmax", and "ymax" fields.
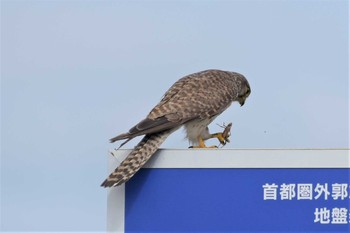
[{"xmin": 239, "ymin": 99, "xmax": 245, "ymax": 107}]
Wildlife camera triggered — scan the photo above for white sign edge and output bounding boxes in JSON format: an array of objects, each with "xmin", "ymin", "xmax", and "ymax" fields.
[{"xmin": 111, "ymin": 148, "xmax": 350, "ymax": 168}]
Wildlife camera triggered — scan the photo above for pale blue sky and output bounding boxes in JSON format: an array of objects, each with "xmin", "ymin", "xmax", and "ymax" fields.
[{"xmin": 1, "ymin": 0, "xmax": 348, "ymax": 231}]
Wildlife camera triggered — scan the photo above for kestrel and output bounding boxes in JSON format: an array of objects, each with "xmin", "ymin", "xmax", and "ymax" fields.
[{"xmin": 101, "ymin": 69, "xmax": 251, "ymax": 187}]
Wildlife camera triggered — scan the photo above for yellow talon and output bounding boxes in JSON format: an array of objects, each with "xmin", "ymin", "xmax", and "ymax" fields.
[
  {"xmin": 189, "ymin": 137, "xmax": 218, "ymax": 149},
  {"xmin": 188, "ymin": 123, "xmax": 232, "ymax": 149},
  {"xmin": 211, "ymin": 133, "xmax": 227, "ymax": 145}
]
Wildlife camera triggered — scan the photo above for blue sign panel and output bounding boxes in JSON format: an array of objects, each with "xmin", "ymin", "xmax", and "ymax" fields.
[{"xmin": 125, "ymin": 168, "xmax": 350, "ymax": 232}]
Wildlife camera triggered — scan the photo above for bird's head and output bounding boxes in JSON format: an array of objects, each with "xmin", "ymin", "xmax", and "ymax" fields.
[{"xmin": 237, "ymin": 76, "xmax": 251, "ymax": 107}]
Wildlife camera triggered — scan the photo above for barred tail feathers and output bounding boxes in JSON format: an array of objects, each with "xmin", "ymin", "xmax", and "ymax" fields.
[{"xmin": 101, "ymin": 130, "xmax": 171, "ymax": 187}]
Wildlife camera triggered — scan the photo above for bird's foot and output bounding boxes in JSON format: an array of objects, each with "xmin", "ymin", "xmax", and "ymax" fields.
[
  {"xmin": 188, "ymin": 123, "xmax": 232, "ymax": 149},
  {"xmin": 189, "ymin": 145, "xmax": 218, "ymax": 149},
  {"xmin": 189, "ymin": 137, "xmax": 218, "ymax": 149}
]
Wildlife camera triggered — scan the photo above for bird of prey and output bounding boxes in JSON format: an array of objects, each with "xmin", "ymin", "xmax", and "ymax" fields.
[{"xmin": 101, "ymin": 69, "xmax": 251, "ymax": 187}]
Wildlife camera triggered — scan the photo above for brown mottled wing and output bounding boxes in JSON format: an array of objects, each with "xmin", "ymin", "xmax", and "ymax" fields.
[
  {"xmin": 110, "ymin": 70, "xmax": 241, "ymax": 143},
  {"xmin": 109, "ymin": 76, "xmax": 189, "ymax": 143},
  {"xmin": 148, "ymin": 69, "xmax": 240, "ymax": 122},
  {"xmin": 109, "ymin": 116, "xmax": 178, "ymax": 143}
]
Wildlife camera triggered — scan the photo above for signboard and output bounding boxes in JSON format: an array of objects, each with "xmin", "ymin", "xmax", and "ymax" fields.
[{"xmin": 106, "ymin": 149, "xmax": 350, "ymax": 233}]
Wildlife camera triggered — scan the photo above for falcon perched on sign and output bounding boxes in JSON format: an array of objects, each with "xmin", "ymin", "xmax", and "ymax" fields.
[{"xmin": 101, "ymin": 69, "xmax": 251, "ymax": 187}]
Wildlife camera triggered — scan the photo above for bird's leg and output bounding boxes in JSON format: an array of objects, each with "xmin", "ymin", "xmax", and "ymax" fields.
[
  {"xmin": 210, "ymin": 123, "xmax": 232, "ymax": 147},
  {"xmin": 199, "ymin": 137, "xmax": 218, "ymax": 148},
  {"xmin": 188, "ymin": 123, "xmax": 232, "ymax": 149},
  {"xmin": 189, "ymin": 137, "xmax": 218, "ymax": 149}
]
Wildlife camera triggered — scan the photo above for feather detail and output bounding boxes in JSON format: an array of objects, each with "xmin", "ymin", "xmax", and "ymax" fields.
[
  {"xmin": 101, "ymin": 130, "xmax": 173, "ymax": 187},
  {"xmin": 109, "ymin": 116, "xmax": 181, "ymax": 144}
]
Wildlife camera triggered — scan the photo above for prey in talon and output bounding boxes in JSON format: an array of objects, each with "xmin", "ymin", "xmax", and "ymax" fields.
[{"xmin": 213, "ymin": 122, "xmax": 232, "ymax": 147}]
